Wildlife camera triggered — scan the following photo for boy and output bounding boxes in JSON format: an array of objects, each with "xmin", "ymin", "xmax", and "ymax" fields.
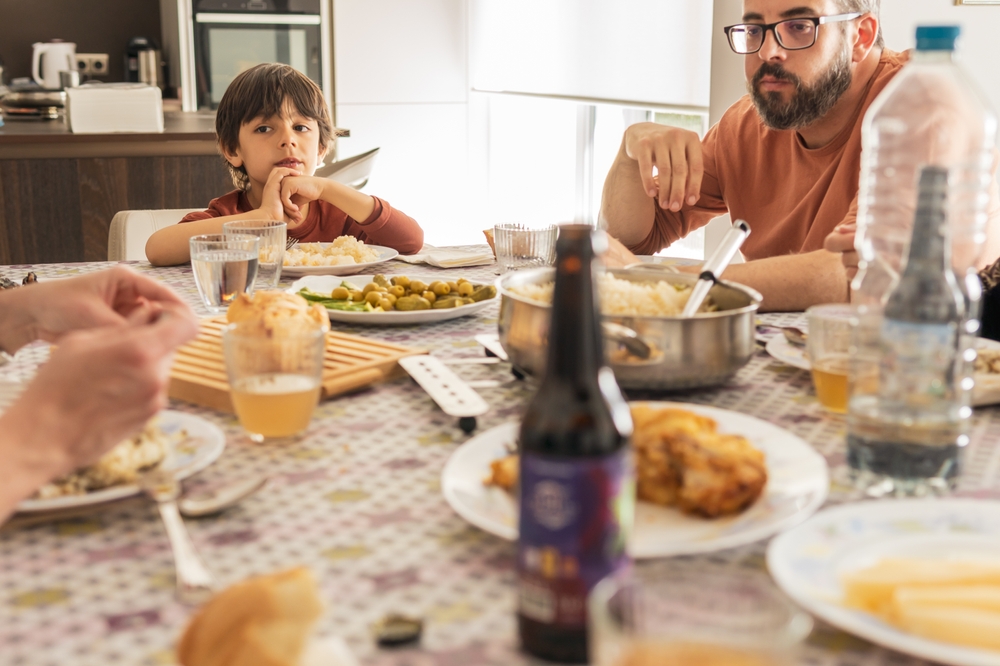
[{"xmin": 145, "ymin": 63, "xmax": 423, "ymax": 266}]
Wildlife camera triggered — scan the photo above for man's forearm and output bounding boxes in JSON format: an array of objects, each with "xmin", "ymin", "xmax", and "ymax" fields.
[
  {"xmin": 600, "ymin": 144, "xmax": 655, "ymax": 248},
  {"xmin": 718, "ymin": 250, "xmax": 849, "ymax": 312},
  {"xmin": 0, "ymin": 410, "xmax": 67, "ymax": 523},
  {"xmin": 0, "ymin": 288, "xmax": 38, "ymax": 354}
]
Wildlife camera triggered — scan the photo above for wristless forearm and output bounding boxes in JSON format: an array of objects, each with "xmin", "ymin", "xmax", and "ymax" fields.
[{"xmin": 0, "ymin": 290, "xmax": 38, "ymax": 355}]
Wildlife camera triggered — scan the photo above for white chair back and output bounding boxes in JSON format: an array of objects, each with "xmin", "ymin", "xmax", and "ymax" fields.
[
  {"xmin": 108, "ymin": 209, "xmax": 200, "ymax": 261},
  {"xmin": 314, "ymin": 147, "xmax": 380, "ymax": 190}
]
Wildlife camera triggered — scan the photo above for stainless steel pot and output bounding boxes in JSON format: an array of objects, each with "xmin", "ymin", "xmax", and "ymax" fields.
[{"xmin": 496, "ymin": 267, "xmax": 762, "ymax": 390}]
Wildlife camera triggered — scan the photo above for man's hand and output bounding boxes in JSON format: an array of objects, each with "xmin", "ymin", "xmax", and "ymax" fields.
[
  {"xmin": 0, "ymin": 266, "xmax": 194, "ymax": 354},
  {"xmin": 257, "ymin": 167, "xmax": 303, "ymax": 224},
  {"xmin": 823, "ymin": 223, "xmax": 859, "ymax": 280},
  {"xmin": 624, "ymin": 122, "xmax": 704, "ymax": 212},
  {"xmin": 602, "ymin": 235, "xmax": 640, "ymax": 268}
]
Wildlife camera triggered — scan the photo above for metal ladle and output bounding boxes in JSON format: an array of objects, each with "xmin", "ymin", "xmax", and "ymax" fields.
[{"xmin": 680, "ymin": 220, "xmax": 751, "ymax": 318}]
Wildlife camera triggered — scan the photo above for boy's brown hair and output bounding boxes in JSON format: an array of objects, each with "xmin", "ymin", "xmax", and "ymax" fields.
[{"xmin": 216, "ymin": 63, "xmax": 335, "ymax": 191}]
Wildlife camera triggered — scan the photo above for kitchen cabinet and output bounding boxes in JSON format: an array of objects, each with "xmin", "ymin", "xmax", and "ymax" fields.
[{"xmin": 0, "ymin": 112, "xmax": 231, "ymax": 264}]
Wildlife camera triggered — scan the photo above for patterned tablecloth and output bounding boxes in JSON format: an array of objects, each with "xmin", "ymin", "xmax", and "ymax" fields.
[{"xmin": 3, "ymin": 250, "xmax": 1000, "ymax": 666}]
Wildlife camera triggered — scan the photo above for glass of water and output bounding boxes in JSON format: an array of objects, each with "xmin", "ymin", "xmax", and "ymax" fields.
[
  {"xmin": 189, "ymin": 234, "xmax": 259, "ymax": 314},
  {"xmin": 222, "ymin": 220, "xmax": 287, "ymax": 289},
  {"xmin": 494, "ymin": 223, "xmax": 557, "ymax": 273}
]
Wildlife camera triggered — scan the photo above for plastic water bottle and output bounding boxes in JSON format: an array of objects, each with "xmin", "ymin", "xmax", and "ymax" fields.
[
  {"xmin": 847, "ymin": 25, "xmax": 997, "ymax": 496},
  {"xmin": 848, "ymin": 166, "xmax": 967, "ymax": 494},
  {"xmin": 853, "ymin": 25, "xmax": 997, "ymax": 307}
]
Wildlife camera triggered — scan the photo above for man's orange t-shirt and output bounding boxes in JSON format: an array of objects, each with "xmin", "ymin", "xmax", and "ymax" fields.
[
  {"xmin": 180, "ymin": 191, "xmax": 424, "ymax": 255},
  {"xmin": 632, "ymin": 50, "xmax": 907, "ymax": 260}
]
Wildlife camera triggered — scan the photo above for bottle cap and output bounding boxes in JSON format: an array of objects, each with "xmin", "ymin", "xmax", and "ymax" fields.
[{"xmin": 915, "ymin": 25, "xmax": 961, "ymax": 51}]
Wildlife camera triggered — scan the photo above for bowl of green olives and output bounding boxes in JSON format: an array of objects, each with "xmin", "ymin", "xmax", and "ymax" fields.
[{"xmin": 288, "ymin": 274, "xmax": 498, "ymax": 325}]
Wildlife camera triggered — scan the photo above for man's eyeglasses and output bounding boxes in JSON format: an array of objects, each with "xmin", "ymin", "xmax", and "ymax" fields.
[{"xmin": 724, "ymin": 13, "xmax": 862, "ymax": 55}]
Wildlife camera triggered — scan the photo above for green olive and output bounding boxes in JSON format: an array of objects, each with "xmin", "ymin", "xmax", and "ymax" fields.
[
  {"xmin": 457, "ymin": 282, "xmax": 474, "ymax": 297},
  {"xmin": 391, "ymin": 275, "xmax": 411, "ymax": 288},
  {"xmin": 349, "ymin": 290, "xmax": 365, "ymax": 302},
  {"xmin": 421, "ymin": 290, "xmax": 437, "ymax": 304},
  {"xmin": 373, "ymin": 274, "xmax": 391, "ymax": 287},
  {"xmin": 331, "ymin": 286, "xmax": 351, "ymax": 300},
  {"xmin": 461, "ymin": 297, "xmax": 475, "ymax": 305},
  {"xmin": 362, "ymin": 283, "xmax": 381, "ymax": 295},
  {"xmin": 388, "ymin": 285, "xmax": 406, "ymax": 298},
  {"xmin": 378, "ymin": 298, "xmax": 394, "ymax": 311},
  {"xmin": 365, "ymin": 291, "xmax": 383, "ymax": 306},
  {"xmin": 384, "ymin": 293, "xmax": 398, "ymax": 306},
  {"xmin": 469, "ymin": 285, "xmax": 497, "ymax": 302},
  {"xmin": 430, "ymin": 281, "xmax": 451, "ymax": 296},
  {"xmin": 447, "ymin": 281, "xmax": 459, "ymax": 292},
  {"xmin": 408, "ymin": 280, "xmax": 427, "ymax": 294},
  {"xmin": 456, "ymin": 278, "xmax": 470, "ymax": 286}
]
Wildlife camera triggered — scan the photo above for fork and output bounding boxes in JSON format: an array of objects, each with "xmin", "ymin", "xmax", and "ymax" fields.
[
  {"xmin": 285, "ymin": 236, "xmax": 299, "ymax": 250},
  {"xmin": 139, "ymin": 468, "xmax": 216, "ymax": 604}
]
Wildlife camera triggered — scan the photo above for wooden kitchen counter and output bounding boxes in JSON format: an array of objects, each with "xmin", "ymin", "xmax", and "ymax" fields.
[{"xmin": 0, "ymin": 111, "xmax": 232, "ymax": 264}]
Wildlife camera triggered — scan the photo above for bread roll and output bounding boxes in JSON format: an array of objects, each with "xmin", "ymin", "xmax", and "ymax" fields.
[
  {"xmin": 177, "ymin": 567, "xmax": 324, "ymax": 666},
  {"xmin": 227, "ymin": 291, "xmax": 330, "ymax": 336}
]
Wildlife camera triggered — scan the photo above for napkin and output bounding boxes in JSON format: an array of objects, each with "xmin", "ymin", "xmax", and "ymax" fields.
[{"xmin": 395, "ymin": 245, "xmax": 495, "ymax": 268}]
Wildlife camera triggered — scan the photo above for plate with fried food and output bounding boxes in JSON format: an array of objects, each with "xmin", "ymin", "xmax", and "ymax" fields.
[
  {"xmin": 441, "ymin": 402, "xmax": 829, "ymax": 558},
  {"xmin": 768, "ymin": 499, "xmax": 1000, "ymax": 666},
  {"xmin": 281, "ymin": 239, "xmax": 398, "ymax": 277},
  {"xmin": 16, "ymin": 411, "xmax": 226, "ymax": 513},
  {"xmin": 289, "ymin": 274, "xmax": 498, "ymax": 325}
]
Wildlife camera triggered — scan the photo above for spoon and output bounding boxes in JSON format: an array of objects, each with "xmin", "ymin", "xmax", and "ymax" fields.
[
  {"xmin": 781, "ymin": 327, "xmax": 808, "ymax": 347},
  {"xmin": 681, "ymin": 220, "xmax": 751, "ymax": 318},
  {"xmin": 178, "ymin": 476, "xmax": 268, "ymax": 518}
]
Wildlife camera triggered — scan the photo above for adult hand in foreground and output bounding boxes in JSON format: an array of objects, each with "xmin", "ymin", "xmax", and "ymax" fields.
[
  {"xmin": 0, "ymin": 265, "xmax": 194, "ymax": 354},
  {"xmin": 823, "ymin": 223, "xmax": 860, "ymax": 281},
  {"xmin": 623, "ymin": 122, "xmax": 704, "ymax": 213}
]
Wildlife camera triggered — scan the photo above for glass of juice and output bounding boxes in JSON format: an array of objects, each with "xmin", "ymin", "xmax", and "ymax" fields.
[
  {"xmin": 222, "ymin": 322, "xmax": 325, "ymax": 442},
  {"xmin": 588, "ymin": 565, "xmax": 811, "ymax": 666},
  {"xmin": 806, "ymin": 304, "xmax": 856, "ymax": 414}
]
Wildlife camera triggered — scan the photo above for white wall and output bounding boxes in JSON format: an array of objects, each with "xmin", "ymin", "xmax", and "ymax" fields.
[
  {"xmin": 333, "ymin": 0, "xmax": 477, "ymax": 244},
  {"xmin": 710, "ymin": 0, "xmax": 746, "ymax": 126},
  {"xmin": 880, "ymin": 0, "xmax": 1000, "ymax": 122}
]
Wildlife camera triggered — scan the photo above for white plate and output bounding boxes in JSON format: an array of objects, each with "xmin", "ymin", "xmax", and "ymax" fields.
[
  {"xmin": 768, "ymin": 499, "xmax": 1000, "ymax": 666},
  {"xmin": 441, "ymin": 401, "xmax": 829, "ymax": 558},
  {"xmin": 289, "ymin": 274, "xmax": 495, "ymax": 325},
  {"xmin": 16, "ymin": 411, "xmax": 226, "ymax": 513},
  {"xmin": 282, "ymin": 244, "xmax": 398, "ymax": 277},
  {"xmin": 765, "ymin": 334, "xmax": 810, "ymax": 370},
  {"xmin": 766, "ymin": 335, "xmax": 1000, "ymax": 407}
]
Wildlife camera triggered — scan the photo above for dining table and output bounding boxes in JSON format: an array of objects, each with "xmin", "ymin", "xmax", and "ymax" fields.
[{"xmin": 3, "ymin": 247, "xmax": 1000, "ymax": 666}]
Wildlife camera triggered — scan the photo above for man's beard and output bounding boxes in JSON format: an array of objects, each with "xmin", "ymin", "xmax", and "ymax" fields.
[{"xmin": 749, "ymin": 48, "xmax": 853, "ymax": 131}]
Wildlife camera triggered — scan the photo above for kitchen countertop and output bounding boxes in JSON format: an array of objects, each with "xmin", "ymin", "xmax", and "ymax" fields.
[{"xmin": 0, "ymin": 111, "xmax": 219, "ymax": 159}]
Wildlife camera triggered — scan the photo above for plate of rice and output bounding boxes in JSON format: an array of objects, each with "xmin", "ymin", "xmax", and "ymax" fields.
[
  {"xmin": 282, "ymin": 237, "xmax": 398, "ymax": 277},
  {"xmin": 16, "ymin": 411, "xmax": 226, "ymax": 513}
]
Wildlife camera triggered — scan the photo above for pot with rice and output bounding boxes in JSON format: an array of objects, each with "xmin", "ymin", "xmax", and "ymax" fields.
[{"xmin": 497, "ymin": 267, "xmax": 761, "ymax": 390}]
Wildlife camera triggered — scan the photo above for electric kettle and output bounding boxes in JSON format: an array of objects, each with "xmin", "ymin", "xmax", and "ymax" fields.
[{"xmin": 32, "ymin": 41, "xmax": 76, "ymax": 90}]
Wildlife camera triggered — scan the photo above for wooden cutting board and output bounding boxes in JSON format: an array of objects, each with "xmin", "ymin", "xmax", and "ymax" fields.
[{"xmin": 169, "ymin": 316, "xmax": 422, "ymax": 413}]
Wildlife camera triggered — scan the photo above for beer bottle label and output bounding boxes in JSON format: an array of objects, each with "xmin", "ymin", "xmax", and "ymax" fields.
[{"xmin": 517, "ymin": 450, "xmax": 633, "ymax": 629}]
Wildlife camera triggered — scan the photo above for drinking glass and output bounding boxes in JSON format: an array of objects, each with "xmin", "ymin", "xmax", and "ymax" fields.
[
  {"xmin": 189, "ymin": 234, "xmax": 259, "ymax": 314},
  {"xmin": 494, "ymin": 223, "xmax": 557, "ymax": 273},
  {"xmin": 222, "ymin": 220, "xmax": 287, "ymax": 289},
  {"xmin": 806, "ymin": 304, "xmax": 855, "ymax": 414},
  {"xmin": 222, "ymin": 322, "xmax": 325, "ymax": 443},
  {"xmin": 589, "ymin": 565, "xmax": 811, "ymax": 666}
]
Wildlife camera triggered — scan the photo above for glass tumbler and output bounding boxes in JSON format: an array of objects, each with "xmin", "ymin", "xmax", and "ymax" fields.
[
  {"xmin": 806, "ymin": 304, "xmax": 856, "ymax": 414},
  {"xmin": 589, "ymin": 565, "xmax": 812, "ymax": 666},
  {"xmin": 494, "ymin": 223, "xmax": 557, "ymax": 273},
  {"xmin": 189, "ymin": 234, "xmax": 259, "ymax": 314},
  {"xmin": 222, "ymin": 220, "xmax": 287, "ymax": 289},
  {"xmin": 222, "ymin": 322, "xmax": 325, "ymax": 443}
]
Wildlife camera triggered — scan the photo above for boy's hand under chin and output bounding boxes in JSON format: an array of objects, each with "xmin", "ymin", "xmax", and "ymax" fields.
[
  {"xmin": 257, "ymin": 166, "xmax": 305, "ymax": 225},
  {"xmin": 280, "ymin": 175, "xmax": 330, "ymax": 225}
]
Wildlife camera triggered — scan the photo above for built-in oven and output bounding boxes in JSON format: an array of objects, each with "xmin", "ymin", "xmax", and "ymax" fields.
[{"xmin": 170, "ymin": 0, "xmax": 331, "ymax": 111}]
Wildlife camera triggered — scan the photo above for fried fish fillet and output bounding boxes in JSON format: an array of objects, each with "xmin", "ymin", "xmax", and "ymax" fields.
[
  {"xmin": 484, "ymin": 406, "xmax": 767, "ymax": 518},
  {"xmin": 631, "ymin": 405, "xmax": 767, "ymax": 517}
]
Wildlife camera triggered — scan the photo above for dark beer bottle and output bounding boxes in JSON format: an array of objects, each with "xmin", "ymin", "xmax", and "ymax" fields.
[{"xmin": 517, "ymin": 224, "xmax": 634, "ymax": 663}]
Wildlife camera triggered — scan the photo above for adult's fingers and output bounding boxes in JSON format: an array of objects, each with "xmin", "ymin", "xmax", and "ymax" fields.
[
  {"xmin": 633, "ymin": 148, "xmax": 657, "ymax": 200},
  {"xmin": 665, "ymin": 142, "xmax": 689, "ymax": 212},
  {"xmin": 823, "ymin": 227, "xmax": 857, "ymax": 254},
  {"xmin": 685, "ymin": 142, "xmax": 704, "ymax": 207},
  {"xmin": 128, "ymin": 303, "xmax": 199, "ymax": 359},
  {"xmin": 105, "ymin": 265, "xmax": 189, "ymax": 311}
]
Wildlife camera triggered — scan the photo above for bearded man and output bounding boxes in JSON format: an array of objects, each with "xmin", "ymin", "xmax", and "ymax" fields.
[{"xmin": 601, "ymin": 0, "xmax": 921, "ymax": 311}]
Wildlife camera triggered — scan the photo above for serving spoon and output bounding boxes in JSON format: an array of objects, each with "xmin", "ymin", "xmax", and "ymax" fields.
[{"xmin": 178, "ymin": 476, "xmax": 268, "ymax": 518}]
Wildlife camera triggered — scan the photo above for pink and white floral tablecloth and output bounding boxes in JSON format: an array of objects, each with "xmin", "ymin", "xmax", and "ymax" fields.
[{"xmin": 3, "ymin": 249, "xmax": 1000, "ymax": 666}]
